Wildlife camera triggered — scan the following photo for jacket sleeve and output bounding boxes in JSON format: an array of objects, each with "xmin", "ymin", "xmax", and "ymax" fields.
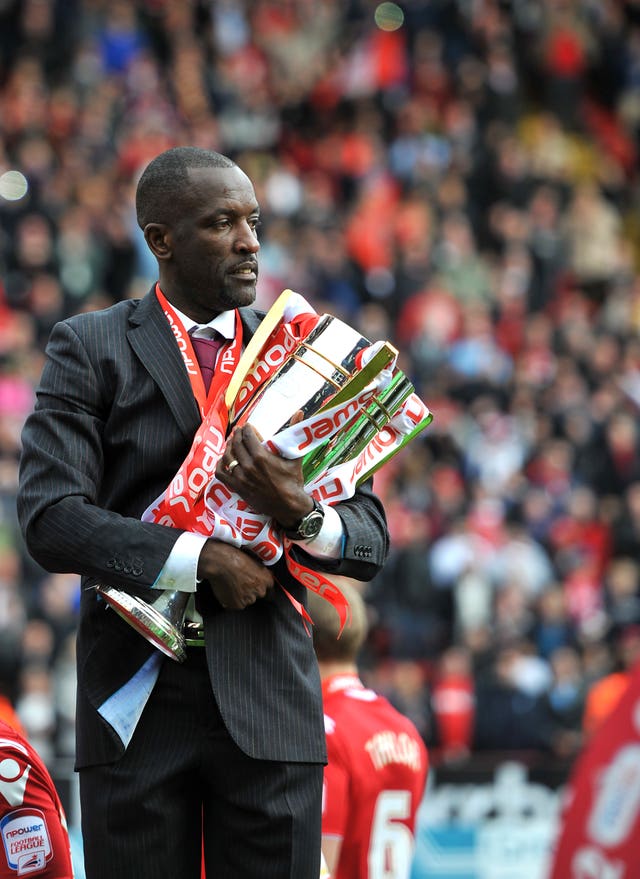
[
  {"xmin": 290, "ymin": 479, "xmax": 390, "ymax": 581},
  {"xmin": 17, "ymin": 319, "xmax": 182, "ymax": 591}
]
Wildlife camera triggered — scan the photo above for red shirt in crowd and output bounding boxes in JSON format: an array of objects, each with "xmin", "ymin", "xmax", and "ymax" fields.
[
  {"xmin": 321, "ymin": 674, "xmax": 428, "ymax": 879},
  {"xmin": 0, "ymin": 720, "xmax": 73, "ymax": 878}
]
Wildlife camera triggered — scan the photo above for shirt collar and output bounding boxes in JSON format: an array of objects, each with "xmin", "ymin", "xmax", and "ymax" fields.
[
  {"xmin": 322, "ymin": 673, "xmax": 363, "ymax": 699},
  {"xmin": 172, "ymin": 304, "xmax": 236, "ymax": 341}
]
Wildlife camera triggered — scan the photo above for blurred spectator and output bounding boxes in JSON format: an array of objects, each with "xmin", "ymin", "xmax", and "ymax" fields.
[
  {"xmin": 366, "ymin": 506, "xmax": 451, "ymax": 660},
  {"xmin": 539, "ymin": 645, "xmax": 586, "ymax": 759},
  {"xmin": 547, "ymin": 484, "xmax": 611, "ymax": 580},
  {"xmin": 487, "ymin": 509, "xmax": 555, "ymax": 598},
  {"xmin": 563, "ymin": 182, "xmax": 625, "ymax": 306},
  {"xmin": 531, "ymin": 585, "xmax": 578, "ymax": 660},
  {"xmin": 0, "ymin": 544, "xmax": 24, "ymax": 680},
  {"xmin": 20, "ymin": 618, "xmax": 55, "ymax": 667},
  {"xmin": 580, "ymin": 408, "xmax": 640, "ymax": 500},
  {"xmin": 371, "ymin": 659, "xmax": 432, "ymax": 747},
  {"xmin": 97, "ymin": 1, "xmax": 148, "ymax": 76},
  {"xmin": 612, "ymin": 481, "xmax": 640, "ymax": 558},
  {"xmin": 15, "ymin": 663, "xmax": 56, "ymax": 763},
  {"xmin": 0, "ymin": 650, "xmax": 23, "ymax": 734},
  {"xmin": 0, "ymin": 689, "xmax": 24, "ymax": 734},
  {"xmin": 603, "ymin": 556, "xmax": 640, "ymax": 629},
  {"xmin": 430, "ymin": 645, "xmax": 475, "ymax": 763},
  {"xmin": 459, "ymin": 394, "xmax": 527, "ymax": 495},
  {"xmin": 473, "ymin": 643, "xmax": 552, "ymax": 752},
  {"xmin": 52, "ymin": 632, "xmax": 76, "ymax": 758},
  {"xmin": 583, "ymin": 623, "xmax": 640, "ymax": 738}
]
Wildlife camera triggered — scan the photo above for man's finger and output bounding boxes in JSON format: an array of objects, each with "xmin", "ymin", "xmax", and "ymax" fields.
[
  {"xmin": 239, "ymin": 424, "xmax": 263, "ymax": 450},
  {"xmin": 290, "ymin": 409, "xmax": 304, "ymax": 426}
]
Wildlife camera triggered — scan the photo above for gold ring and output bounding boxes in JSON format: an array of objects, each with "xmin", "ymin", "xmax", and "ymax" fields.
[{"xmin": 227, "ymin": 459, "xmax": 239, "ymax": 473}]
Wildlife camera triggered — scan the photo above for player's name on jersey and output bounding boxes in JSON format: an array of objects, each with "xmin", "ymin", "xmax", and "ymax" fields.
[{"xmin": 364, "ymin": 730, "xmax": 423, "ymax": 771}]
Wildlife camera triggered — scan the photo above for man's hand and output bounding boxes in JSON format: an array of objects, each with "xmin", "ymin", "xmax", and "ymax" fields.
[
  {"xmin": 197, "ymin": 539, "xmax": 274, "ymax": 609},
  {"xmin": 215, "ymin": 424, "xmax": 313, "ymax": 529}
]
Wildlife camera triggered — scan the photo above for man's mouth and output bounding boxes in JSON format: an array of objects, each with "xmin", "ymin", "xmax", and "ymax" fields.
[{"xmin": 229, "ymin": 263, "xmax": 258, "ymax": 280}]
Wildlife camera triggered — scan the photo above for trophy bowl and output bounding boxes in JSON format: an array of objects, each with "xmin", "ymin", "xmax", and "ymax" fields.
[{"xmin": 227, "ymin": 314, "xmax": 372, "ymax": 438}]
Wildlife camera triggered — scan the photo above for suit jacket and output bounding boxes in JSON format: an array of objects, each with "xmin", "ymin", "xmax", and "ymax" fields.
[{"xmin": 17, "ymin": 289, "xmax": 389, "ymax": 769}]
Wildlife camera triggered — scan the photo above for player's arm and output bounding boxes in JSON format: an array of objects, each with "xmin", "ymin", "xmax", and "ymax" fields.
[
  {"xmin": 321, "ymin": 835, "xmax": 342, "ymax": 878},
  {"xmin": 319, "ymin": 849, "xmax": 332, "ymax": 879},
  {"xmin": 321, "ymin": 761, "xmax": 349, "ymax": 876}
]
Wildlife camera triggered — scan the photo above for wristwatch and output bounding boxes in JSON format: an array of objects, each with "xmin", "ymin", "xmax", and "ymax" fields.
[{"xmin": 283, "ymin": 498, "xmax": 325, "ymax": 541}]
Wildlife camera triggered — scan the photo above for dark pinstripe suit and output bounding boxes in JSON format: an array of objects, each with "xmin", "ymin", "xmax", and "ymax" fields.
[{"xmin": 17, "ymin": 289, "xmax": 389, "ymax": 878}]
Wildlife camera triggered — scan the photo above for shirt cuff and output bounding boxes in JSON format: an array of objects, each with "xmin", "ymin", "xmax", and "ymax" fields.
[
  {"xmin": 152, "ymin": 531, "xmax": 209, "ymax": 592},
  {"xmin": 291, "ymin": 504, "xmax": 343, "ymax": 559}
]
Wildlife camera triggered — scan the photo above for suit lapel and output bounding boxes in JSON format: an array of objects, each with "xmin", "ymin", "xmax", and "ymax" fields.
[
  {"xmin": 239, "ymin": 305, "xmax": 263, "ymax": 338},
  {"xmin": 127, "ymin": 292, "xmax": 265, "ymax": 438},
  {"xmin": 127, "ymin": 290, "xmax": 200, "ymax": 438}
]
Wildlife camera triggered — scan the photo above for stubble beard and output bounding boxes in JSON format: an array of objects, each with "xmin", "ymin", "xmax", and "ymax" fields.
[{"xmin": 217, "ymin": 275, "xmax": 258, "ymax": 310}]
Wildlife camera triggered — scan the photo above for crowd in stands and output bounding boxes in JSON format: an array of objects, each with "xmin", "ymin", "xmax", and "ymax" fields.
[{"xmin": 2, "ymin": 0, "xmax": 640, "ymax": 774}]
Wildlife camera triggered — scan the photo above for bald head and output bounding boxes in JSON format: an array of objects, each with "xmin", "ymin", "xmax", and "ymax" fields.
[
  {"xmin": 309, "ymin": 580, "xmax": 369, "ymax": 664},
  {"xmin": 135, "ymin": 146, "xmax": 236, "ymax": 230}
]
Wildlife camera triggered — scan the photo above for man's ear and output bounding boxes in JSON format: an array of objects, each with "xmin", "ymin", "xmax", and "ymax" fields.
[{"xmin": 144, "ymin": 223, "xmax": 171, "ymax": 260}]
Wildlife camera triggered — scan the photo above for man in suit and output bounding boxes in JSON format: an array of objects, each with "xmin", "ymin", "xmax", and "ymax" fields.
[
  {"xmin": 311, "ymin": 582, "xmax": 428, "ymax": 879},
  {"xmin": 17, "ymin": 147, "xmax": 389, "ymax": 879}
]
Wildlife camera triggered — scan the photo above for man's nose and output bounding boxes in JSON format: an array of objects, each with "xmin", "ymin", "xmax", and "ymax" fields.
[{"xmin": 235, "ymin": 221, "xmax": 260, "ymax": 253}]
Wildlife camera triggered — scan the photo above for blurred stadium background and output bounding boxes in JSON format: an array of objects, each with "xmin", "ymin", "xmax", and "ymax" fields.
[{"xmin": 1, "ymin": 1, "xmax": 640, "ymax": 876}]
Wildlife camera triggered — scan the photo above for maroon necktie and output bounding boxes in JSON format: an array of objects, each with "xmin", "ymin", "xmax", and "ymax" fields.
[{"xmin": 189, "ymin": 329, "xmax": 223, "ymax": 393}]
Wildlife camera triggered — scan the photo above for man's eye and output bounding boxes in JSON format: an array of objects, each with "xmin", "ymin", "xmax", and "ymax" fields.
[{"xmin": 250, "ymin": 219, "xmax": 261, "ymax": 232}]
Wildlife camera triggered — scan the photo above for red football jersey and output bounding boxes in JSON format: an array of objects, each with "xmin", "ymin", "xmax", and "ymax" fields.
[
  {"xmin": 0, "ymin": 721, "xmax": 73, "ymax": 878},
  {"xmin": 321, "ymin": 674, "xmax": 428, "ymax": 879}
]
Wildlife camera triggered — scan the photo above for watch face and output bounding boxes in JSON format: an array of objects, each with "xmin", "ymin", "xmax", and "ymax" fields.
[
  {"xmin": 284, "ymin": 499, "xmax": 325, "ymax": 541},
  {"xmin": 299, "ymin": 511, "xmax": 324, "ymax": 539}
]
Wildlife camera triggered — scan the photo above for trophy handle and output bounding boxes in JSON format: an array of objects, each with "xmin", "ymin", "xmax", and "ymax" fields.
[{"xmin": 95, "ymin": 584, "xmax": 188, "ymax": 663}]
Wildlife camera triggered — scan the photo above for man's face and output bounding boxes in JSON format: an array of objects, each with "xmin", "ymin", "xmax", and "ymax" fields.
[{"xmin": 166, "ymin": 165, "xmax": 261, "ymax": 320}]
